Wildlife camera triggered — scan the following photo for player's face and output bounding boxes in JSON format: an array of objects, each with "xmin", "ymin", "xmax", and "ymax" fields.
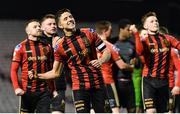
[
  {"xmin": 27, "ymin": 21, "xmax": 42, "ymax": 37},
  {"xmin": 105, "ymin": 25, "xmax": 112, "ymax": 40},
  {"xmin": 41, "ymin": 18, "xmax": 57, "ymax": 36},
  {"xmin": 144, "ymin": 16, "xmax": 159, "ymax": 33},
  {"xmin": 120, "ymin": 24, "xmax": 132, "ymax": 40},
  {"xmin": 58, "ymin": 12, "xmax": 76, "ymax": 30}
]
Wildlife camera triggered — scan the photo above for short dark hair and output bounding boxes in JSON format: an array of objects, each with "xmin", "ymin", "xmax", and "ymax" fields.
[
  {"xmin": 55, "ymin": 8, "xmax": 71, "ymax": 24},
  {"xmin": 25, "ymin": 19, "xmax": 40, "ymax": 33},
  {"xmin": 95, "ymin": 20, "xmax": 111, "ymax": 34},
  {"xmin": 118, "ymin": 19, "xmax": 132, "ymax": 30},
  {"xmin": 25, "ymin": 19, "xmax": 39, "ymax": 28},
  {"xmin": 141, "ymin": 11, "xmax": 157, "ymax": 25},
  {"xmin": 40, "ymin": 14, "xmax": 55, "ymax": 24}
]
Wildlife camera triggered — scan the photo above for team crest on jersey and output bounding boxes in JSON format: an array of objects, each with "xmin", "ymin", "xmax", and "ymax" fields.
[
  {"xmin": 163, "ymin": 39, "xmax": 170, "ymax": 47},
  {"xmin": 43, "ymin": 47, "xmax": 48, "ymax": 55},
  {"xmin": 15, "ymin": 44, "xmax": 21, "ymax": 51},
  {"xmin": 81, "ymin": 48, "xmax": 88, "ymax": 56}
]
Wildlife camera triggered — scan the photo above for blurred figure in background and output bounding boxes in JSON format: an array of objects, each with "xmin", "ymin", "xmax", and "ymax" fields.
[
  {"xmin": 171, "ymin": 48, "xmax": 180, "ymax": 113},
  {"xmin": 112, "ymin": 19, "xmax": 136, "ymax": 113},
  {"xmin": 132, "ymin": 28, "xmax": 147, "ymax": 113},
  {"xmin": 95, "ymin": 20, "xmax": 133, "ymax": 113},
  {"xmin": 159, "ymin": 26, "xmax": 180, "ymax": 113}
]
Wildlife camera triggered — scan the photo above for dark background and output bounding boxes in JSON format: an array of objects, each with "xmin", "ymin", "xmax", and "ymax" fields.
[{"xmin": 1, "ymin": 0, "xmax": 180, "ymax": 35}]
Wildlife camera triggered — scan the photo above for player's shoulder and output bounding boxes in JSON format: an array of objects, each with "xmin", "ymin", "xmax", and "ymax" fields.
[
  {"xmin": 53, "ymin": 36, "xmax": 63, "ymax": 44},
  {"xmin": 80, "ymin": 28, "xmax": 95, "ymax": 34},
  {"xmin": 163, "ymin": 33, "xmax": 175, "ymax": 39},
  {"xmin": 172, "ymin": 48, "xmax": 178, "ymax": 54},
  {"xmin": 53, "ymin": 36, "xmax": 65, "ymax": 52},
  {"xmin": 14, "ymin": 39, "xmax": 27, "ymax": 50}
]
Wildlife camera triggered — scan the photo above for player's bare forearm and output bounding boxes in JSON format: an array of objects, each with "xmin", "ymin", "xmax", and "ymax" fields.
[
  {"xmin": 99, "ymin": 48, "xmax": 111, "ymax": 64},
  {"xmin": 38, "ymin": 60, "xmax": 64, "ymax": 80},
  {"xmin": 116, "ymin": 59, "xmax": 134, "ymax": 71}
]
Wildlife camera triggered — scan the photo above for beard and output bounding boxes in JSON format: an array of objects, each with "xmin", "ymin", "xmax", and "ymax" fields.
[{"xmin": 34, "ymin": 33, "xmax": 42, "ymax": 37}]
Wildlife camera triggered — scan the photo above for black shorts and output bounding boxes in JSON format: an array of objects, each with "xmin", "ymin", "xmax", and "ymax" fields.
[
  {"xmin": 174, "ymin": 95, "xmax": 180, "ymax": 113},
  {"xmin": 105, "ymin": 83, "xmax": 119, "ymax": 108},
  {"xmin": 51, "ymin": 90, "xmax": 66, "ymax": 112},
  {"xmin": 19, "ymin": 90, "xmax": 51, "ymax": 113},
  {"xmin": 142, "ymin": 77, "xmax": 169, "ymax": 112},
  {"xmin": 73, "ymin": 87, "xmax": 106, "ymax": 113},
  {"xmin": 116, "ymin": 79, "xmax": 135, "ymax": 110}
]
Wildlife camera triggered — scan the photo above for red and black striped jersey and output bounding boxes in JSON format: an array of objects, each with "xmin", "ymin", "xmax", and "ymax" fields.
[
  {"xmin": 168, "ymin": 49, "xmax": 176, "ymax": 88},
  {"xmin": 134, "ymin": 32, "xmax": 180, "ymax": 79},
  {"xmin": 171, "ymin": 48, "xmax": 180, "ymax": 87},
  {"xmin": 98, "ymin": 41, "xmax": 121, "ymax": 84},
  {"xmin": 41, "ymin": 33, "xmax": 66, "ymax": 91},
  {"xmin": 54, "ymin": 28, "xmax": 106, "ymax": 90},
  {"xmin": 11, "ymin": 39, "xmax": 52, "ymax": 93}
]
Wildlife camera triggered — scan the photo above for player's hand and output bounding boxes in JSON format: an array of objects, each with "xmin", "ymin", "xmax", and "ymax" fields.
[
  {"xmin": 129, "ymin": 24, "xmax": 138, "ymax": 33},
  {"xmin": 28, "ymin": 69, "xmax": 37, "ymax": 79},
  {"xmin": 28, "ymin": 69, "xmax": 34, "ymax": 79},
  {"xmin": 130, "ymin": 58, "xmax": 136, "ymax": 65},
  {"xmin": 15, "ymin": 88, "xmax": 25, "ymax": 96},
  {"xmin": 53, "ymin": 90, "xmax": 58, "ymax": 98},
  {"xmin": 89, "ymin": 59, "xmax": 102, "ymax": 68},
  {"xmin": 171, "ymin": 86, "xmax": 180, "ymax": 95}
]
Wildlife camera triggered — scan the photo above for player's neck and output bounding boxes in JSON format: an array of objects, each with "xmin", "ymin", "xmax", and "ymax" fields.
[
  {"xmin": 148, "ymin": 30, "xmax": 158, "ymax": 35},
  {"xmin": 44, "ymin": 32, "xmax": 54, "ymax": 37},
  {"xmin": 28, "ymin": 36, "xmax": 38, "ymax": 41},
  {"xmin": 64, "ymin": 28, "xmax": 76, "ymax": 37}
]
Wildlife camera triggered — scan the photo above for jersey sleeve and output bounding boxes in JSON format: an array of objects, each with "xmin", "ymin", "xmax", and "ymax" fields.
[
  {"xmin": 88, "ymin": 31, "xmax": 107, "ymax": 52},
  {"xmin": 54, "ymin": 43, "xmax": 63, "ymax": 62},
  {"xmin": 110, "ymin": 44, "xmax": 121, "ymax": 61},
  {"xmin": 81, "ymin": 28, "xmax": 107, "ymax": 52},
  {"xmin": 12, "ymin": 44, "xmax": 22, "ymax": 63},
  {"xmin": 10, "ymin": 61, "xmax": 21, "ymax": 90},
  {"xmin": 176, "ymin": 69, "xmax": 180, "ymax": 87},
  {"xmin": 171, "ymin": 48, "xmax": 180, "ymax": 87},
  {"xmin": 167, "ymin": 35, "xmax": 180, "ymax": 50},
  {"xmin": 133, "ymin": 32, "xmax": 145, "ymax": 56},
  {"xmin": 54, "ymin": 44, "xmax": 61, "ymax": 61},
  {"xmin": 11, "ymin": 44, "xmax": 23, "ymax": 90}
]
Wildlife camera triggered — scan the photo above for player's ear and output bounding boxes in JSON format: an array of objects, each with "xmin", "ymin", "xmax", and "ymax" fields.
[
  {"xmin": 143, "ymin": 24, "xmax": 148, "ymax": 29},
  {"xmin": 143, "ymin": 21, "xmax": 148, "ymax": 29}
]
